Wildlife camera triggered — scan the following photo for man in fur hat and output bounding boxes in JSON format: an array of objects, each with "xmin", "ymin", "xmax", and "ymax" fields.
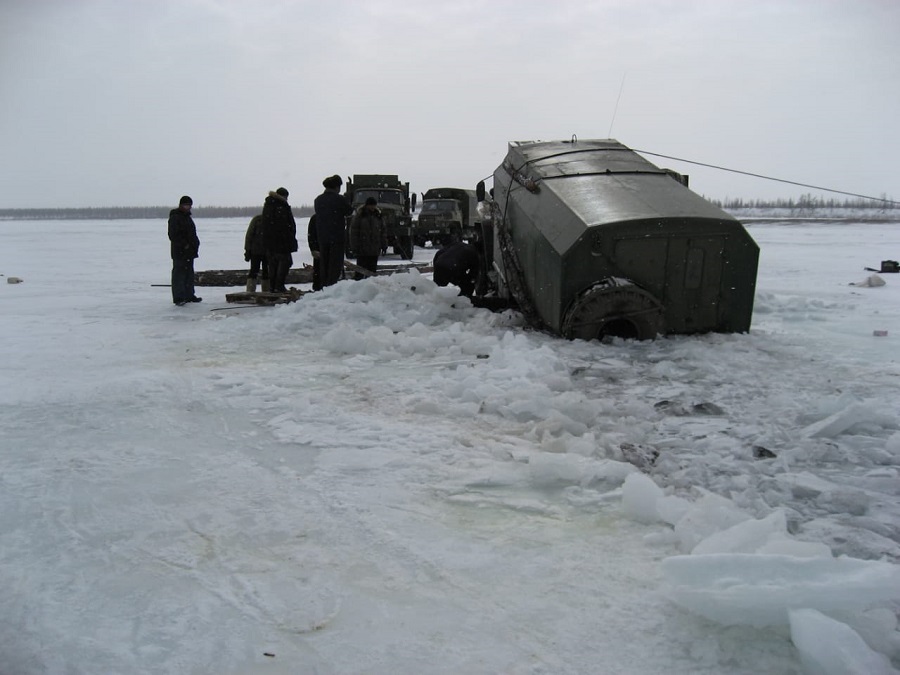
[
  {"xmin": 313, "ymin": 175, "xmax": 353, "ymax": 287},
  {"xmin": 261, "ymin": 187, "xmax": 297, "ymax": 293}
]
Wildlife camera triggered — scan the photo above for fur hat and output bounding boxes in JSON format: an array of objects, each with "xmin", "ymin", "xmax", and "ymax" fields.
[
  {"xmin": 323, "ymin": 174, "xmax": 342, "ymax": 190},
  {"xmin": 276, "ymin": 187, "xmax": 289, "ymax": 198},
  {"xmin": 179, "ymin": 195, "xmax": 193, "ymax": 206}
]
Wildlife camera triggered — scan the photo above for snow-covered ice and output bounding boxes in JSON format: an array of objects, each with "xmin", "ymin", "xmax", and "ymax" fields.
[
  {"xmin": 1, "ymin": 216, "xmax": 898, "ymax": 674},
  {"xmin": 790, "ymin": 608, "xmax": 897, "ymax": 675}
]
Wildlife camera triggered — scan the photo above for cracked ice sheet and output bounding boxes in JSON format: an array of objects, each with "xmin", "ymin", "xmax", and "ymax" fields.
[{"xmin": 1, "ymin": 217, "xmax": 899, "ymax": 674}]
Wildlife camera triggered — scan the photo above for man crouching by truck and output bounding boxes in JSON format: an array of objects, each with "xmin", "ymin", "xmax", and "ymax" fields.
[{"xmin": 432, "ymin": 234, "xmax": 480, "ymax": 297}]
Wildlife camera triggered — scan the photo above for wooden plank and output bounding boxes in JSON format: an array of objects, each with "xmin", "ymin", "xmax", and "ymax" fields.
[
  {"xmin": 225, "ymin": 289, "xmax": 305, "ymax": 305},
  {"xmin": 342, "ymin": 260, "xmax": 376, "ymax": 278},
  {"xmin": 197, "ymin": 269, "xmax": 312, "ymax": 287},
  {"xmin": 196, "ymin": 261, "xmax": 432, "ymax": 286}
]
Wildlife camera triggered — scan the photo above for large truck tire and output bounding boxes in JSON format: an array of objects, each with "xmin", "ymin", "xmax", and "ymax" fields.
[{"xmin": 561, "ymin": 278, "xmax": 665, "ymax": 341}]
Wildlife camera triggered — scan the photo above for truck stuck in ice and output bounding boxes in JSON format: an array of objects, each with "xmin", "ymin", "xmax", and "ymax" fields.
[{"xmin": 474, "ymin": 138, "xmax": 760, "ymax": 340}]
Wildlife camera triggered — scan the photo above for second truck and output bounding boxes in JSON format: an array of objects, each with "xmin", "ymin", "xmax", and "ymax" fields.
[
  {"xmin": 344, "ymin": 174, "xmax": 416, "ymax": 260},
  {"xmin": 414, "ymin": 187, "xmax": 482, "ymax": 247}
]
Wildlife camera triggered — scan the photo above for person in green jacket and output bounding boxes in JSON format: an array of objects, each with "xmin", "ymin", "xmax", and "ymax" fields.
[{"xmin": 243, "ymin": 214, "xmax": 269, "ymax": 292}]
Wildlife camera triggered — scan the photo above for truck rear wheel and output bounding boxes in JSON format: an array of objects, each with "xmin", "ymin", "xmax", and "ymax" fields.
[{"xmin": 561, "ymin": 279, "xmax": 665, "ymax": 341}]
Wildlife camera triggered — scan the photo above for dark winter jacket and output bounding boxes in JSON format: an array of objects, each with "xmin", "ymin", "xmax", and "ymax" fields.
[
  {"xmin": 307, "ymin": 214, "xmax": 319, "ymax": 253},
  {"xmin": 168, "ymin": 207, "xmax": 200, "ymax": 260},
  {"xmin": 261, "ymin": 192, "xmax": 298, "ymax": 254},
  {"xmin": 244, "ymin": 214, "xmax": 266, "ymax": 258},
  {"xmin": 349, "ymin": 206, "xmax": 385, "ymax": 258},
  {"xmin": 313, "ymin": 189, "xmax": 353, "ymax": 246},
  {"xmin": 433, "ymin": 242, "xmax": 481, "ymax": 296}
]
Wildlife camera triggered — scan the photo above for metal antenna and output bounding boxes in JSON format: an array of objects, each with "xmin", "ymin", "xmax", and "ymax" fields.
[{"xmin": 608, "ymin": 73, "xmax": 626, "ymax": 138}]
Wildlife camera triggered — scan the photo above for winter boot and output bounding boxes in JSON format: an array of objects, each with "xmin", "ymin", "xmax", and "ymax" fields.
[
  {"xmin": 261, "ymin": 278, "xmax": 271, "ymax": 293},
  {"xmin": 246, "ymin": 277, "xmax": 257, "ymax": 293}
]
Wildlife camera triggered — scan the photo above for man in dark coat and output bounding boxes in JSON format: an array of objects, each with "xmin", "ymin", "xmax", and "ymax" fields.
[
  {"xmin": 168, "ymin": 195, "xmax": 201, "ymax": 305},
  {"xmin": 307, "ymin": 214, "xmax": 322, "ymax": 291},
  {"xmin": 261, "ymin": 187, "xmax": 297, "ymax": 293},
  {"xmin": 313, "ymin": 174, "xmax": 353, "ymax": 287},
  {"xmin": 244, "ymin": 213, "xmax": 269, "ymax": 292},
  {"xmin": 433, "ymin": 235, "xmax": 481, "ymax": 297},
  {"xmin": 349, "ymin": 197, "xmax": 385, "ymax": 278}
]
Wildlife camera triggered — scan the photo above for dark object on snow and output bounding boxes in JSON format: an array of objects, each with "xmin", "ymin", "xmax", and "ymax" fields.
[
  {"xmin": 620, "ymin": 442, "xmax": 659, "ymax": 469},
  {"xmin": 654, "ymin": 400, "xmax": 725, "ymax": 416},
  {"xmin": 691, "ymin": 401, "xmax": 725, "ymax": 416},
  {"xmin": 864, "ymin": 260, "xmax": 899, "ymax": 273},
  {"xmin": 476, "ymin": 139, "xmax": 759, "ymax": 340},
  {"xmin": 753, "ymin": 445, "xmax": 777, "ymax": 459}
]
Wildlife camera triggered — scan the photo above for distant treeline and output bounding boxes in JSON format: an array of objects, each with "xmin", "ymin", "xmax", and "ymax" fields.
[
  {"xmin": 709, "ymin": 194, "xmax": 897, "ymax": 211},
  {"xmin": 0, "ymin": 195, "xmax": 896, "ymax": 220},
  {"xmin": 0, "ymin": 205, "xmax": 315, "ymax": 220}
]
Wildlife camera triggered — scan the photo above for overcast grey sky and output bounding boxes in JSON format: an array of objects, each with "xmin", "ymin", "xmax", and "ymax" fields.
[{"xmin": 2, "ymin": 0, "xmax": 898, "ymax": 208}]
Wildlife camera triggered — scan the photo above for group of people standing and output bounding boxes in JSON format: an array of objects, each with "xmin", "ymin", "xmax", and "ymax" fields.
[
  {"xmin": 168, "ymin": 175, "xmax": 480, "ymax": 306},
  {"xmin": 243, "ymin": 174, "xmax": 379, "ymax": 292}
]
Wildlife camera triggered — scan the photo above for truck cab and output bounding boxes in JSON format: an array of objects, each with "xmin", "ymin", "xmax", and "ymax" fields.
[
  {"xmin": 415, "ymin": 198, "xmax": 464, "ymax": 246},
  {"xmin": 415, "ymin": 187, "xmax": 481, "ymax": 247}
]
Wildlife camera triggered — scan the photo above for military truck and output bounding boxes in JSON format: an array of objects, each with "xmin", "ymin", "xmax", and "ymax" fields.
[
  {"xmin": 414, "ymin": 187, "xmax": 482, "ymax": 247},
  {"xmin": 476, "ymin": 138, "xmax": 759, "ymax": 340},
  {"xmin": 345, "ymin": 174, "xmax": 415, "ymax": 260}
]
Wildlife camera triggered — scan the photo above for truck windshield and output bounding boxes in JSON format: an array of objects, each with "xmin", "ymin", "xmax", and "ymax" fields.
[
  {"xmin": 422, "ymin": 200, "xmax": 457, "ymax": 212},
  {"xmin": 357, "ymin": 189, "xmax": 402, "ymax": 205}
]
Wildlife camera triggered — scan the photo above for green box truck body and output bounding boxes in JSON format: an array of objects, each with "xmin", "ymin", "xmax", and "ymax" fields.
[{"xmin": 485, "ymin": 139, "xmax": 759, "ymax": 339}]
